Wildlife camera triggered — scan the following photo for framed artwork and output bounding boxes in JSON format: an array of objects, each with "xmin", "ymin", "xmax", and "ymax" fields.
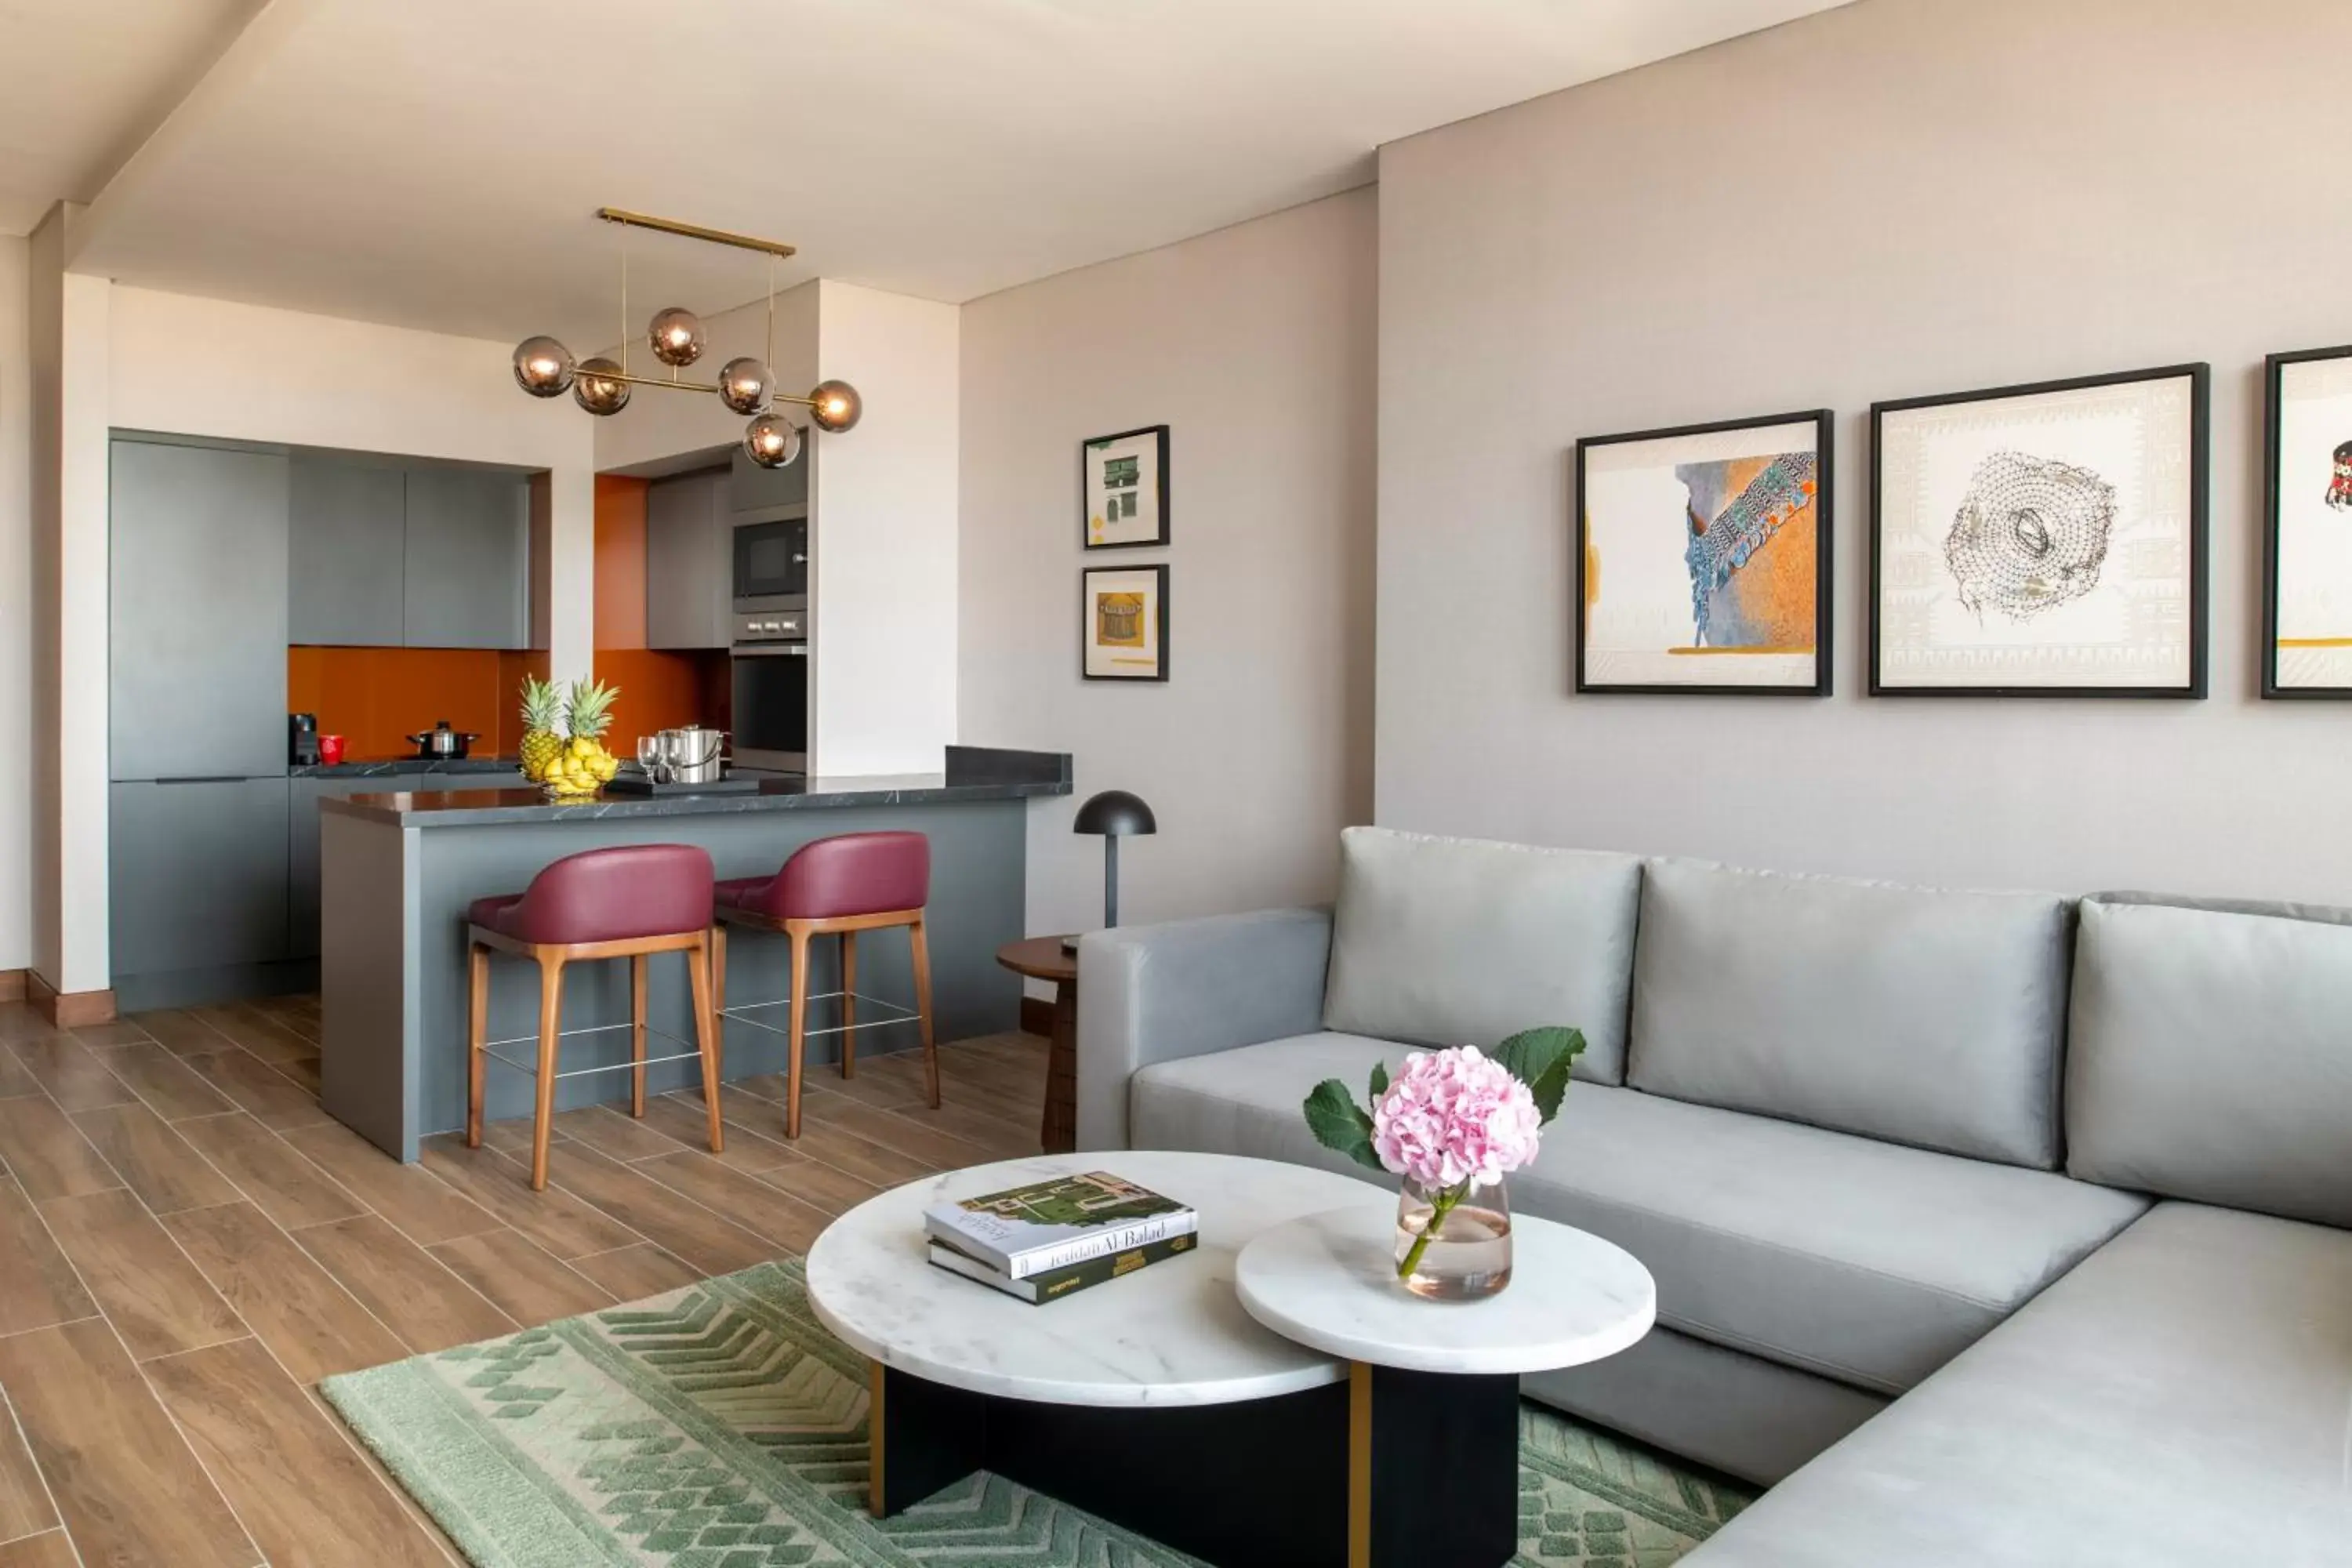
[
  {"xmin": 2263, "ymin": 345, "xmax": 2352, "ymax": 698},
  {"xmin": 1870, "ymin": 364, "xmax": 2209, "ymax": 698},
  {"xmin": 1082, "ymin": 564, "xmax": 1169, "ymax": 681},
  {"xmin": 1574, "ymin": 409, "xmax": 1832, "ymax": 695},
  {"xmin": 1082, "ymin": 425, "xmax": 1170, "ymax": 550}
]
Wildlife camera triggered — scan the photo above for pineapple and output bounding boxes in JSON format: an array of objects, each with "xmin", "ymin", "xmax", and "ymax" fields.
[
  {"xmin": 517, "ymin": 676, "xmax": 565, "ymax": 782},
  {"xmin": 550, "ymin": 677, "xmax": 622, "ymax": 795}
]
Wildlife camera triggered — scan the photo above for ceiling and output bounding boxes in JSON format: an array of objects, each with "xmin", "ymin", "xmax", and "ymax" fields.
[{"xmin": 25, "ymin": 0, "xmax": 1851, "ymax": 345}]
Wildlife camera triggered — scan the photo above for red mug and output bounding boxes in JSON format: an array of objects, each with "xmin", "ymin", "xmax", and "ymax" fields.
[{"xmin": 318, "ymin": 734, "xmax": 347, "ymax": 766}]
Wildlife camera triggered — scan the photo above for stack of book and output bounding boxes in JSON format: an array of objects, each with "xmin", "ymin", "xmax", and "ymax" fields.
[{"xmin": 924, "ymin": 1170, "xmax": 1199, "ymax": 1304}]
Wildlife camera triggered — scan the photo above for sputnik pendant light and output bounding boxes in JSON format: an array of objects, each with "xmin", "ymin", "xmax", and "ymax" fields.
[{"xmin": 511, "ymin": 208, "xmax": 862, "ymax": 466}]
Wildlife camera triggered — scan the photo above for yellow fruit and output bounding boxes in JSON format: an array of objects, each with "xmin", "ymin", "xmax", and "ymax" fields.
[{"xmin": 570, "ymin": 736, "xmax": 593, "ymax": 760}]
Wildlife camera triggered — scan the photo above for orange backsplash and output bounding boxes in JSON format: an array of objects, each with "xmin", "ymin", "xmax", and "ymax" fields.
[{"xmin": 289, "ymin": 645, "xmax": 550, "ymax": 760}]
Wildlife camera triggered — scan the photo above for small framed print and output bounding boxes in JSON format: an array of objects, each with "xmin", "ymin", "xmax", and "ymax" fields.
[
  {"xmin": 1574, "ymin": 408, "xmax": 1832, "ymax": 695},
  {"xmin": 2263, "ymin": 345, "xmax": 2352, "ymax": 698},
  {"xmin": 1871, "ymin": 363, "xmax": 2209, "ymax": 698},
  {"xmin": 1082, "ymin": 425, "xmax": 1170, "ymax": 550},
  {"xmin": 1082, "ymin": 564, "xmax": 1168, "ymax": 681}
]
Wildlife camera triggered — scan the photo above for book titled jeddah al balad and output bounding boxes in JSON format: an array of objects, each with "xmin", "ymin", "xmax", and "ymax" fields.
[
  {"xmin": 922, "ymin": 1171, "xmax": 1196, "ymax": 1279},
  {"xmin": 928, "ymin": 1232, "xmax": 1197, "ymax": 1305}
]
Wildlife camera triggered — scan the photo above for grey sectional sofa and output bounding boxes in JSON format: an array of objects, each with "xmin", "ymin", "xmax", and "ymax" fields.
[{"xmin": 1073, "ymin": 827, "xmax": 2352, "ymax": 1566}]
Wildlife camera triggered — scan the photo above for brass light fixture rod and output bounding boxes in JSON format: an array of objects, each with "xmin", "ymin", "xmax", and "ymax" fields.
[
  {"xmin": 574, "ymin": 364, "xmax": 826, "ymax": 409},
  {"xmin": 596, "ymin": 207, "xmax": 798, "ymax": 259}
]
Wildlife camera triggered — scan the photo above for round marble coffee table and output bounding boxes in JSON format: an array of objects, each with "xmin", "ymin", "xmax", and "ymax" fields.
[
  {"xmin": 807, "ymin": 1150, "xmax": 1374, "ymax": 1567},
  {"xmin": 1235, "ymin": 1200, "xmax": 1657, "ymax": 1567}
]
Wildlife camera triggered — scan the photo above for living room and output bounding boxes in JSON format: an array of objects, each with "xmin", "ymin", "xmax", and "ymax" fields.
[{"xmin": 0, "ymin": 2, "xmax": 2345, "ymax": 1565}]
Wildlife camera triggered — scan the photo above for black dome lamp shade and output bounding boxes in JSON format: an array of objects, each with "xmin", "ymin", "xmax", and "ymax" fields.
[{"xmin": 1073, "ymin": 789, "xmax": 1156, "ymax": 929}]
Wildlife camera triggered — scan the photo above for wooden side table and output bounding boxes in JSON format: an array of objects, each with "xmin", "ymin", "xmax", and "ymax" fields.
[{"xmin": 995, "ymin": 935, "xmax": 1078, "ymax": 1153}]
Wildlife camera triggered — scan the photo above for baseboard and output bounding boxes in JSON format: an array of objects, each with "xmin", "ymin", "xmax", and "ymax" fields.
[
  {"xmin": 26, "ymin": 971, "xmax": 118, "ymax": 1028},
  {"xmin": 0, "ymin": 970, "xmax": 23, "ymax": 1003},
  {"xmin": 1019, "ymin": 996, "xmax": 1052, "ymax": 1037}
]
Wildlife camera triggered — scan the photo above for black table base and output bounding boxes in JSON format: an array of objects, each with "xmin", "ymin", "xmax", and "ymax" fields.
[{"xmin": 866, "ymin": 1362, "xmax": 1521, "ymax": 1568}]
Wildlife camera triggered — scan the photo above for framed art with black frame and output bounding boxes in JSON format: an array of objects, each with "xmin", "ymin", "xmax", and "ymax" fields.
[
  {"xmin": 1082, "ymin": 564, "xmax": 1169, "ymax": 681},
  {"xmin": 2263, "ymin": 344, "xmax": 2352, "ymax": 699},
  {"xmin": 1573, "ymin": 408, "xmax": 1833, "ymax": 695},
  {"xmin": 1082, "ymin": 425, "xmax": 1171, "ymax": 550},
  {"xmin": 1869, "ymin": 363, "xmax": 2209, "ymax": 699}
]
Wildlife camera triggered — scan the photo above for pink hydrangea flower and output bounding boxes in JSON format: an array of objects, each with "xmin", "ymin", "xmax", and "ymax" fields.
[{"xmin": 1370, "ymin": 1046, "xmax": 1543, "ymax": 1191}]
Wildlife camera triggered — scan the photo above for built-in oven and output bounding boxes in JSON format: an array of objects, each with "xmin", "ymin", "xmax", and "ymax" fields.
[
  {"xmin": 733, "ymin": 510, "xmax": 809, "ymax": 612},
  {"xmin": 731, "ymin": 608, "xmax": 808, "ymax": 773}
]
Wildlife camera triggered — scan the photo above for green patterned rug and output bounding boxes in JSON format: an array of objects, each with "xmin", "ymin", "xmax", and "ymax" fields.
[{"xmin": 322, "ymin": 1259, "xmax": 1749, "ymax": 1567}]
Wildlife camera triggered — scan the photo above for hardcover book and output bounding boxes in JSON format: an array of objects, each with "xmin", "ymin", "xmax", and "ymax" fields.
[
  {"xmin": 922, "ymin": 1171, "xmax": 1196, "ymax": 1279},
  {"xmin": 927, "ymin": 1232, "xmax": 1197, "ymax": 1305}
]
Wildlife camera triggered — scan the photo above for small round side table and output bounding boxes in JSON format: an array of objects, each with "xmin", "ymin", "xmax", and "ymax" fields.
[{"xmin": 994, "ymin": 935, "xmax": 1078, "ymax": 1152}]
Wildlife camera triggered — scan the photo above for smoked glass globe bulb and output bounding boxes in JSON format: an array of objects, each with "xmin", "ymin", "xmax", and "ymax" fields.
[
  {"xmin": 717, "ymin": 355, "xmax": 772, "ymax": 416},
  {"xmin": 806, "ymin": 378, "xmax": 862, "ymax": 432},
  {"xmin": 743, "ymin": 412, "xmax": 804, "ymax": 469},
  {"xmin": 573, "ymin": 357, "xmax": 632, "ymax": 416},
  {"xmin": 512, "ymin": 336, "xmax": 575, "ymax": 397},
  {"xmin": 647, "ymin": 307, "xmax": 706, "ymax": 368}
]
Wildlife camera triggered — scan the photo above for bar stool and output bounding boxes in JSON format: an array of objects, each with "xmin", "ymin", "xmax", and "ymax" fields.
[
  {"xmin": 710, "ymin": 830, "xmax": 938, "ymax": 1139},
  {"xmin": 465, "ymin": 844, "xmax": 725, "ymax": 1190}
]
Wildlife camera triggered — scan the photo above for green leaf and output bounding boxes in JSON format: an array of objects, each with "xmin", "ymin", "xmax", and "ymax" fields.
[
  {"xmin": 1494, "ymin": 1026, "xmax": 1586, "ymax": 1125},
  {"xmin": 1302, "ymin": 1079, "xmax": 1385, "ymax": 1172},
  {"xmin": 1367, "ymin": 1061, "xmax": 1390, "ymax": 1103}
]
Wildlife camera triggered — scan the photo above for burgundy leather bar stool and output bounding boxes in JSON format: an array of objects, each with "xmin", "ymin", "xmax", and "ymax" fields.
[
  {"xmin": 710, "ymin": 830, "xmax": 938, "ymax": 1139},
  {"xmin": 465, "ymin": 844, "xmax": 724, "ymax": 1190}
]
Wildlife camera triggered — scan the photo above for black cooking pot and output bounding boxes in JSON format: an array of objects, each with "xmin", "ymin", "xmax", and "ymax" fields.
[{"xmin": 406, "ymin": 720, "xmax": 480, "ymax": 760}]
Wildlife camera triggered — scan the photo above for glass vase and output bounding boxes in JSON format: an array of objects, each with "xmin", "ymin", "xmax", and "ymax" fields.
[{"xmin": 1393, "ymin": 1174, "xmax": 1513, "ymax": 1300}]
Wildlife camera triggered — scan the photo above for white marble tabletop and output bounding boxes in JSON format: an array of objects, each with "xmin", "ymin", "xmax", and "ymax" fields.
[
  {"xmin": 804, "ymin": 1150, "xmax": 1382, "ymax": 1407},
  {"xmin": 1235, "ymin": 1200, "xmax": 1657, "ymax": 1375}
]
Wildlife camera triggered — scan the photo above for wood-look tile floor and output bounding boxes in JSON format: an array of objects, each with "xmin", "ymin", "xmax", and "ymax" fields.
[{"xmin": 0, "ymin": 993, "xmax": 1049, "ymax": 1566}]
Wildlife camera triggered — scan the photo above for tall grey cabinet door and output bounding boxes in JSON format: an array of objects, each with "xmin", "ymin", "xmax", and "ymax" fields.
[
  {"xmin": 403, "ymin": 469, "xmax": 528, "ymax": 648},
  {"xmin": 646, "ymin": 469, "xmax": 731, "ymax": 649},
  {"xmin": 110, "ymin": 779, "xmax": 290, "ymax": 975},
  {"xmin": 289, "ymin": 458, "xmax": 405, "ymax": 644},
  {"xmin": 730, "ymin": 444, "xmax": 809, "ymax": 512},
  {"xmin": 109, "ymin": 441, "xmax": 291, "ymax": 779}
]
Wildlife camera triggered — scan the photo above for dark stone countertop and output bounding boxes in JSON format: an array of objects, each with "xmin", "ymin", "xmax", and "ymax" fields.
[
  {"xmin": 291, "ymin": 755, "xmax": 528, "ymax": 779},
  {"xmin": 318, "ymin": 746, "xmax": 1073, "ymax": 828}
]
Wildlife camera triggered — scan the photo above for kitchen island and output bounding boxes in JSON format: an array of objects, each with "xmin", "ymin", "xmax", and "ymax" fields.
[{"xmin": 318, "ymin": 746, "xmax": 1070, "ymax": 1161}]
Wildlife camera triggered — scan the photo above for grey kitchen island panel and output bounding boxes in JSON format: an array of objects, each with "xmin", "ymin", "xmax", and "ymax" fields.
[{"xmin": 318, "ymin": 760, "xmax": 1068, "ymax": 1162}]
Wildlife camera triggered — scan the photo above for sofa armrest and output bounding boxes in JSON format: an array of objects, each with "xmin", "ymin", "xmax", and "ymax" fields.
[{"xmin": 1073, "ymin": 907, "xmax": 1334, "ymax": 1151}]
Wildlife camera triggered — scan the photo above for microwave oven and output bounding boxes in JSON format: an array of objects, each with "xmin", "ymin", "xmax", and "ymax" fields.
[{"xmin": 734, "ymin": 511, "xmax": 808, "ymax": 611}]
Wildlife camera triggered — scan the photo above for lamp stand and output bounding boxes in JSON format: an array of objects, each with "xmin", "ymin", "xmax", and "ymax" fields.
[{"xmin": 1103, "ymin": 836, "xmax": 1120, "ymax": 928}]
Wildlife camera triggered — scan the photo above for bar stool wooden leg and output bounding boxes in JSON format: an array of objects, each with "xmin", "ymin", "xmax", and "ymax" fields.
[
  {"xmin": 686, "ymin": 935, "xmax": 725, "ymax": 1155},
  {"xmin": 839, "ymin": 931, "xmax": 859, "ymax": 1079},
  {"xmin": 785, "ymin": 925, "xmax": 811, "ymax": 1139},
  {"xmin": 709, "ymin": 922, "xmax": 728, "ymax": 1089},
  {"xmin": 531, "ymin": 953, "xmax": 564, "ymax": 1192},
  {"xmin": 466, "ymin": 942, "xmax": 490, "ymax": 1147},
  {"xmin": 909, "ymin": 915, "xmax": 941, "ymax": 1109},
  {"xmin": 630, "ymin": 953, "xmax": 649, "ymax": 1117}
]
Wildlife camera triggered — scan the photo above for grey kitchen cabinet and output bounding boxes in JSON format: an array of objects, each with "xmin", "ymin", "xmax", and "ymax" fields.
[
  {"xmin": 109, "ymin": 441, "xmax": 290, "ymax": 779},
  {"xmin": 402, "ymin": 467, "xmax": 528, "ymax": 648},
  {"xmin": 289, "ymin": 456, "xmax": 405, "ymax": 645},
  {"xmin": 645, "ymin": 468, "xmax": 732, "ymax": 649},
  {"xmin": 729, "ymin": 441, "xmax": 808, "ymax": 514},
  {"xmin": 110, "ymin": 779, "xmax": 290, "ymax": 976}
]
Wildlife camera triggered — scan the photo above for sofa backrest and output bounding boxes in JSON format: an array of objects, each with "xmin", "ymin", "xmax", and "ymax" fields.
[
  {"xmin": 2067, "ymin": 895, "xmax": 2352, "ymax": 1229},
  {"xmin": 1321, "ymin": 826, "xmax": 1642, "ymax": 1083},
  {"xmin": 1626, "ymin": 858, "xmax": 2073, "ymax": 1168}
]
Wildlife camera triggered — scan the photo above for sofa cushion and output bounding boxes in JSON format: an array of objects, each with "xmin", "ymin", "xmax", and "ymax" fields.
[
  {"xmin": 2067, "ymin": 898, "xmax": 2352, "ymax": 1229},
  {"xmin": 1321, "ymin": 827, "xmax": 1642, "ymax": 1083},
  {"xmin": 1131, "ymin": 1033, "xmax": 2146, "ymax": 1395},
  {"xmin": 1685, "ymin": 1203, "xmax": 2352, "ymax": 1567},
  {"xmin": 1627, "ymin": 858, "xmax": 2071, "ymax": 1167}
]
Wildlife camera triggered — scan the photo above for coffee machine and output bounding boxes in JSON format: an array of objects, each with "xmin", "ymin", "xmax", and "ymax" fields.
[{"xmin": 289, "ymin": 713, "xmax": 321, "ymax": 766}]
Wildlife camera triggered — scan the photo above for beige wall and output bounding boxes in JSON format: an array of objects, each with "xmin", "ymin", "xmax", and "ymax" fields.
[
  {"xmin": 0, "ymin": 236, "xmax": 28, "ymax": 974},
  {"xmin": 1376, "ymin": 0, "xmax": 2352, "ymax": 900},
  {"xmin": 960, "ymin": 189, "xmax": 1377, "ymax": 935}
]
